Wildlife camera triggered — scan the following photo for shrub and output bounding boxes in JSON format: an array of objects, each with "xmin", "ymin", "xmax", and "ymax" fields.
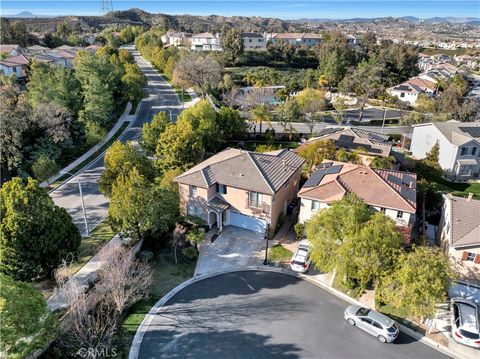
[
  {"xmin": 294, "ymin": 223, "xmax": 305, "ymax": 240},
  {"xmin": 182, "ymin": 247, "xmax": 198, "ymax": 261}
]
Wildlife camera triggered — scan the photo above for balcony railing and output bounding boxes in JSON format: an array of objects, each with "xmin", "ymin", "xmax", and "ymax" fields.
[{"xmin": 247, "ymin": 199, "xmax": 270, "ymax": 214}]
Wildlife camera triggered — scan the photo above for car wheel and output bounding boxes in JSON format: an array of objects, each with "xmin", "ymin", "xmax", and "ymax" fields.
[
  {"xmin": 347, "ymin": 318, "xmax": 355, "ymax": 326},
  {"xmin": 378, "ymin": 335, "xmax": 387, "ymax": 343}
]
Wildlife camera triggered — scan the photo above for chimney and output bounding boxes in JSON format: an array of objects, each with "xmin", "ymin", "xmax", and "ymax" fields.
[
  {"xmin": 467, "ymin": 193, "xmax": 473, "ymax": 202},
  {"xmin": 409, "ymin": 181, "xmax": 414, "ymax": 189}
]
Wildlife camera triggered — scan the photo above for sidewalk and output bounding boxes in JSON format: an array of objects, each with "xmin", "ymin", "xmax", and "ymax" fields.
[{"xmin": 42, "ymin": 102, "xmax": 134, "ymax": 189}]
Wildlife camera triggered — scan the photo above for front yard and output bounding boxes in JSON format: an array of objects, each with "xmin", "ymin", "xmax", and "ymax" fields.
[
  {"xmin": 113, "ymin": 247, "xmax": 197, "ymax": 358},
  {"xmin": 268, "ymin": 244, "xmax": 293, "ymax": 264}
]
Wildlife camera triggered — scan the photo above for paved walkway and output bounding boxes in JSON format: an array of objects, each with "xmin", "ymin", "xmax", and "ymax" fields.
[{"xmin": 195, "ymin": 227, "xmax": 264, "ymax": 276}]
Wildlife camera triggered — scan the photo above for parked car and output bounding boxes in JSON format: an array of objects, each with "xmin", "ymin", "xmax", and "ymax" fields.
[
  {"xmin": 289, "ymin": 240, "xmax": 311, "ymax": 273},
  {"xmin": 451, "ymin": 298, "xmax": 480, "ymax": 348},
  {"xmin": 344, "ymin": 305, "xmax": 399, "ymax": 343}
]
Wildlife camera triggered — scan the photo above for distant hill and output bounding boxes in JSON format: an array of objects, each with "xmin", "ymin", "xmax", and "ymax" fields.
[
  {"xmin": 5, "ymin": 11, "xmax": 52, "ymax": 18},
  {"xmin": 296, "ymin": 16, "xmax": 480, "ymax": 25},
  {"xmin": 2, "ymin": 8, "xmax": 301, "ymax": 33}
]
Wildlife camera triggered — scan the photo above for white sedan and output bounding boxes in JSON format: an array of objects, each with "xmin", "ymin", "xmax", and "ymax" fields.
[{"xmin": 290, "ymin": 240, "xmax": 311, "ymax": 273}]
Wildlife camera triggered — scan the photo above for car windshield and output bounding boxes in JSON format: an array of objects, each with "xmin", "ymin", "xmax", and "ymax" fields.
[
  {"xmin": 460, "ymin": 329, "xmax": 480, "ymax": 340},
  {"xmin": 356, "ymin": 308, "xmax": 371, "ymax": 317},
  {"xmin": 293, "ymin": 260, "xmax": 305, "ymax": 265},
  {"xmin": 387, "ymin": 324, "xmax": 397, "ymax": 333}
]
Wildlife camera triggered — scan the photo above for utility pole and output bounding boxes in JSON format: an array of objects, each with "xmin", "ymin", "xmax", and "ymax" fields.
[
  {"xmin": 100, "ymin": 0, "xmax": 113, "ymax": 15},
  {"xmin": 61, "ymin": 171, "xmax": 89, "ymax": 237}
]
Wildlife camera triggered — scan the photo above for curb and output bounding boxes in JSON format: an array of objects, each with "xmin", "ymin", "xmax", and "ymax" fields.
[{"xmin": 128, "ymin": 266, "xmax": 462, "ymax": 359}]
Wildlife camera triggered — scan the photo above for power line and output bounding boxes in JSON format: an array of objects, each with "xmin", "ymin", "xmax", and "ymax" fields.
[{"xmin": 100, "ymin": 0, "xmax": 113, "ymax": 15}]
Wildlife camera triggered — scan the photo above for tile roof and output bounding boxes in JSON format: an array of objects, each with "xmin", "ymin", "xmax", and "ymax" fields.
[
  {"xmin": 0, "ymin": 44, "xmax": 20, "ymax": 53},
  {"xmin": 193, "ymin": 32, "xmax": 215, "ymax": 38},
  {"xmin": 414, "ymin": 120, "xmax": 480, "ymax": 146},
  {"xmin": 294, "ymin": 127, "xmax": 392, "ymax": 158},
  {"xmin": 241, "ymin": 32, "xmax": 264, "ymax": 38},
  {"xmin": 174, "ymin": 148, "xmax": 305, "ymax": 195},
  {"xmin": 448, "ymin": 195, "xmax": 480, "ymax": 248},
  {"xmin": 299, "ymin": 160, "xmax": 417, "ymax": 212},
  {"xmin": 0, "ymin": 54, "xmax": 29, "ymax": 67}
]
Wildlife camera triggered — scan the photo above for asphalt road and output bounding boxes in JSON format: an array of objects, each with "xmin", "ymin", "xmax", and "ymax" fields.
[
  {"xmin": 50, "ymin": 45, "xmax": 182, "ymax": 235},
  {"xmin": 135, "ymin": 271, "xmax": 449, "ymax": 359}
]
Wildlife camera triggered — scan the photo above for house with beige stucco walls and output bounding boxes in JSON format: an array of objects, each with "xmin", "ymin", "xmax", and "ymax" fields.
[
  {"xmin": 437, "ymin": 194, "xmax": 480, "ymax": 284},
  {"xmin": 173, "ymin": 148, "xmax": 305, "ymax": 234},
  {"xmin": 298, "ymin": 160, "xmax": 417, "ymax": 244}
]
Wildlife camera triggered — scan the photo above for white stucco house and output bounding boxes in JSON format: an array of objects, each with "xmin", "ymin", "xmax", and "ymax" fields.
[
  {"xmin": 241, "ymin": 32, "xmax": 267, "ymax": 51},
  {"xmin": 0, "ymin": 54, "xmax": 29, "ymax": 79},
  {"xmin": 437, "ymin": 194, "xmax": 480, "ymax": 283},
  {"xmin": 0, "ymin": 44, "xmax": 20, "ymax": 56},
  {"xmin": 387, "ymin": 77, "xmax": 437, "ymax": 105},
  {"xmin": 298, "ymin": 161, "xmax": 417, "ymax": 245},
  {"xmin": 191, "ymin": 33, "xmax": 222, "ymax": 51},
  {"xmin": 411, "ymin": 121, "xmax": 480, "ymax": 180},
  {"xmin": 161, "ymin": 31, "xmax": 192, "ymax": 48}
]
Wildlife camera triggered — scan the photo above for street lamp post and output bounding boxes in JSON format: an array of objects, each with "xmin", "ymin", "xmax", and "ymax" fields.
[
  {"xmin": 61, "ymin": 171, "xmax": 89, "ymax": 237},
  {"xmin": 165, "ymin": 109, "xmax": 173, "ymax": 122},
  {"xmin": 263, "ymin": 224, "xmax": 270, "ymax": 265}
]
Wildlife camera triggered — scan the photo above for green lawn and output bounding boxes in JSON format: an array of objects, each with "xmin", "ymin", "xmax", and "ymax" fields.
[
  {"xmin": 269, "ymin": 244, "xmax": 293, "ymax": 264},
  {"xmin": 67, "ymin": 220, "xmax": 116, "ymax": 275},
  {"xmin": 113, "ymin": 248, "xmax": 197, "ymax": 358},
  {"xmin": 174, "ymin": 88, "xmax": 192, "ymax": 102},
  {"xmin": 433, "ymin": 179, "xmax": 480, "ymax": 199}
]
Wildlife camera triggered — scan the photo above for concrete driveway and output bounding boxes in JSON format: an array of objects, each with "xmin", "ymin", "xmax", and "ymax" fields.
[{"xmin": 195, "ymin": 227, "xmax": 265, "ymax": 276}]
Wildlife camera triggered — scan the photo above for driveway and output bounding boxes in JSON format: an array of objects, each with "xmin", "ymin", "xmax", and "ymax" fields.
[
  {"xmin": 132, "ymin": 271, "xmax": 450, "ymax": 359},
  {"xmin": 195, "ymin": 227, "xmax": 265, "ymax": 276}
]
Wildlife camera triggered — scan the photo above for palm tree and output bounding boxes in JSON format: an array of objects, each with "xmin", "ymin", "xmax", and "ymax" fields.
[{"xmin": 251, "ymin": 105, "xmax": 271, "ymax": 134}]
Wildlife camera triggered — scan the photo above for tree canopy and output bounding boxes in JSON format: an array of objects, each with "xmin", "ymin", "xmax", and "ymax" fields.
[
  {"xmin": 0, "ymin": 178, "xmax": 81, "ymax": 280},
  {"xmin": 0, "ymin": 274, "xmax": 58, "ymax": 358},
  {"xmin": 140, "ymin": 112, "xmax": 170, "ymax": 155}
]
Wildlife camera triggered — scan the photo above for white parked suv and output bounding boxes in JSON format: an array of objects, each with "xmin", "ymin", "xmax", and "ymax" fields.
[
  {"xmin": 289, "ymin": 240, "xmax": 311, "ymax": 273},
  {"xmin": 451, "ymin": 298, "xmax": 480, "ymax": 348},
  {"xmin": 344, "ymin": 305, "xmax": 399, "ymax": 343}
]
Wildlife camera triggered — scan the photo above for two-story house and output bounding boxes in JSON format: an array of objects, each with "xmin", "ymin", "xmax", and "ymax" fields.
[
  {"xmin": 241, "ymin": 33, "xmax": 267, "ymax": 51},
  {"xmin": 298, "ymin": 161, "xmax": 417, "ymax": 244},
  {"xmin": 437, "ymin": 194, "xmax": 480, "ymax": 283},
  {"xmin": 191, "ymin": 33, "xmax": 222, "ymax": 51},
  {"xmin": 267, "ymin": 33, "xmax": 323, "ymax": 47},
  {"xmin": 411, "ymin": 121, "xmax": 480, "ymax": 180},
  {"xmin": 0, "ymin": 54, "xmax": 29, "ymax": 79},
  {"xmin": 387, "ymin": 77, "xmax": 437, "ymax": 105},
  {"xmin": 293, "ymin": 127, "xmax": 402, "ymax": 168},
  {"xmin": 0, "ymin": 44, "xmax": 20, "ymax": 56},
  {"xmin": 161, "ymin": 31, "xmax": 192, "ymax": 48},
  {"xmin": 173, "ymin": 148, "xmax": 305, "ymax": 234}
]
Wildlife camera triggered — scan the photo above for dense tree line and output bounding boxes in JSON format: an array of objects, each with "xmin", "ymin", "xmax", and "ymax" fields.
[{"xmin": 0, "ymin": 46, "xmax": 145, "ymax": 183}]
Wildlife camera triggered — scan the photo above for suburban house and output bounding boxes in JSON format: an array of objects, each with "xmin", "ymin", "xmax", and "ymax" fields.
[
  {"xmin": 298, "ymin": 161, "xmax": 417, "ymax": 244},
  {"xmin": 411, "ymin": 121, "xmax": 480, "ymax": 180},
  {"xmin": 0, "ymin": 54, "xmax": 29, "ymax": 79},
  {"xmin": 346, "ymin": 34, "xmax": 358, "ymax": 46},
  {"xmin": 241, "ymin": 32, "xmax": 267, "ymax": 51},
  {"xmin": 23, "ymin": 45, "xmax": 50, "ymax": 55},
  {"xmin": 267, "ymin": 33, "xmax": 323, "ymax": 47},
  {"xmin": 293, "ymin": 127, "xmax": 401, "ymax": 167},
  {"xmin": 387, "ymin": 76, "xmax": 437, "ymax": 105},
  {"xmin": 437, "ymin": 194, "xmax": 480, "ymax": 283},
  {"xmin": 191, "ymin": 33, "xmax": 222, "ymax": 51},
  {"xmin": 30, "ymin": 51, "xmax": 68, "ymax": 67},
  {"xmin": 173, "ymin": 148, "xmax": 305, "ymax": 234},
  {"xmin": 161, "ymin": 31, "xmax": 192, "ymax": 48},
  {"xmin": 0, "ymin": 44, "xmax": 20, "ymax": 56}
]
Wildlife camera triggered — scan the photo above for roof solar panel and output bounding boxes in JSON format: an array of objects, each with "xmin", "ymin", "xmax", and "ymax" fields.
[
  {"xmin": 303, "ymin": 169, "xmax": 327, "ymax": 188},
  {"xmin": 459, "ymin": 127, "xmax": 480, "ymax": 138},
  {"xmin": 317, "ymin": 162, "xmax": 332, "ymax": 169},
  {"xmin": 326, "ymin": 165, "xmax": 343, "ymax": 174}
]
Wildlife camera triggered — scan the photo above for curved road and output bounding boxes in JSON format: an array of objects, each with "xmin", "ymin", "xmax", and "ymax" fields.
[
  {"xmin": 50, "ymin": 45, "xmax": 182, "ymax": 234},
  {"xmin": 133, "ymin": 271, "xmax": 449, "ymax": 359}
]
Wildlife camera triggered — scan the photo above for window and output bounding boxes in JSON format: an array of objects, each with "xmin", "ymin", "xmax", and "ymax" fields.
[
  {"xmin": 400, "ymin": 92, "xmax": 405, "ymax": 98},
  {"xmin": 187, "ymin": 204, "xmax": 202, "ymax": 218},
  {"xmin": 360, "ymin": 318, "xmax": 373, "ymax": 325},
  {"xmin": 465, "ymin": 252, "xmax": 476, "ymax": 262},
  {"xmin": 397, "ymin": 211, "xmax": 404, "ymax": 219},
  {"xmin": 249, "ymin": 191, "xmax": 263, "ymax": 207},
  {"xmin": 216, "ymin": 183, "xmax": 227, "ymax": 194},
  {"xmin": 311, "ymin": 201, "xmax": 321, "ymax": 211},
  {"xmin": 380, "ymin": 207, "xmax": 386, "ymax": 214},
  {"xmin": 12, "ymin": 67, "xmax": 17, "ymax": 73},
  {"xmin": 461, "ymin": 147, "xmax": 467, "ymax": 155},
  {"xmin": 472, "ymin": 147, "xmax": 477, "ymax": 156},
  {"xmin": 189, "ymin": 186, "xmax": 197, "ymax": 197},
  {"xmin": 371, "ymin": 321, "xmax": 383, "ymax": 329}
]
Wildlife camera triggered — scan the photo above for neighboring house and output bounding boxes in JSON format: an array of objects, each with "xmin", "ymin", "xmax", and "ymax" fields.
[
  {"xmin": 23, "ymin": 45, "xmax": 49, "ymax": 55},
  {"xmin": 437, "ymin": 194, "xmax": 480, "ymax": 283},
  {"xmin": 173, "ymin": 148, "xmax": 305, "ymax": 233},
  {"xmin": 0, "ymin": 44, "xmax": 20, "ymax": 56},
  {"xmin": 191, "ymin": 33, "xmax": 222, "ymax": 51},
  {"xmin": 161, "ymin": 31, "xmax": 192, "ymax": 48},
  {"xmin": 241, "ymin": 32, "xmax": 267, "ymax": 51},
  {"xmin": 411, "ymin": 121, "xmax": 480, "ymax": 180},
  {"xmin": 387, "ymin": 76, "xmax": 437, "ymax": 105},
  {"xmin": 0, "ymin": 54, "xmax": 29, "ymax": 78},
  {"xmin": 454, "ymin": 55, "xmax": 479, "ymax": 70},
  {"xmin": 293, "ymin": 127, "xmax": 401, "ymax": 167},
  {"xmin": 30, "ymin": 51, "xmax": 68, "ymax": 67},
  {"xmin": 298, "ymin": 161, "xmax": 417, "ymax": 244},
  {"xmin": 346, "ymin": 34, "xmax": 358, "ymax": 46},
  {"xmin": 267, "ymin": 33, "xmax": 323, "ymax": 47}
]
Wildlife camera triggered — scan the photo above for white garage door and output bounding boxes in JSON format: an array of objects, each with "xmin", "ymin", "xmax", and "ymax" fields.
[{"xmin": 228, "ymin": 211, "xmax": 267, "ymax": 234}]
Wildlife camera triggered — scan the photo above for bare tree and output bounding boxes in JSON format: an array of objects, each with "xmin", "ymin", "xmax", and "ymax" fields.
[
  {"xmin": 172, "ymin": 52, "xmax": 222, "ymax": 98},
  {"xmin": 171, "ymin": 223, "xmax": 188, "ymax": 264},
  {"xmin": 97, "ymin": 246, "xmax": 153, "ymax": 315}
]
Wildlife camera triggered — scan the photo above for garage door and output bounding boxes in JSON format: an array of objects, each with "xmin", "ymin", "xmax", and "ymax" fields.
[{"xmin": 228, "ymin": 211, "xmax": 267, "ymax": 234}]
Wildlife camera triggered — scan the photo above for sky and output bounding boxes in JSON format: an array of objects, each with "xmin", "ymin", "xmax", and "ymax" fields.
[{"xmin": 1, "ymin": 0, "xmax": 479, "ymax": 19}]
